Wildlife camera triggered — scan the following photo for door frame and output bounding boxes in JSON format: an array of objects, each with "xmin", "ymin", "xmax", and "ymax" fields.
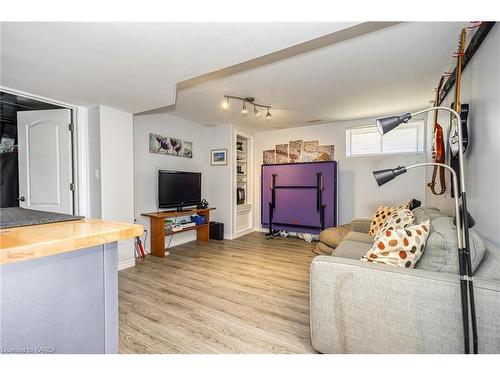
[{"xmin": 0, "ymin": 85, "xmax": 89, "ymax": 217}]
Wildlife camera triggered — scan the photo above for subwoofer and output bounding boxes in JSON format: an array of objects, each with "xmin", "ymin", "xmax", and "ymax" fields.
[{"xmin": 210, "ymin": 221, "xmax": 224, "ymax": 240}]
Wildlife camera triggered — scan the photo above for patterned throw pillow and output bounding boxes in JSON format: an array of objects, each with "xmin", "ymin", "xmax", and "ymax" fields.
[
  {"xmin": 368, "ymin": 200, "xmax": 411, "ymax": 236},
  {"xmin": 361, "ymin": 220, "xmax": 431, "ymax": 268},
  {"xmin": 375, "ymin": 208, "xmax": 415, "ymax": 238}
]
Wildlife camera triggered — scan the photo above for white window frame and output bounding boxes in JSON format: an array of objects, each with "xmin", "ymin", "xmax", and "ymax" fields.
[{"xmin": 345, "ymin": 121, "xmax": 425, "ymax": 158}]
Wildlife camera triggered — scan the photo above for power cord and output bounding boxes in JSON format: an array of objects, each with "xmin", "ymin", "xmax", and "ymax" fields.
[
  {"xmin": 143, "ymin": 229, "xmax": 150, "ymax": 255},
  {"xmin": 139, "ymin": 214, "xmax": 180, "ymax": 257},
  {"xmin": 164, "ymin": 214, "xmax": 178, "ymax": 256}
]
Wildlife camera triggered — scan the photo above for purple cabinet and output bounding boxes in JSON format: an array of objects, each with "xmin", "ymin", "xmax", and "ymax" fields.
[{"xmin": 261, "ymin": 161, "xmax": 337, "ymax": 234}]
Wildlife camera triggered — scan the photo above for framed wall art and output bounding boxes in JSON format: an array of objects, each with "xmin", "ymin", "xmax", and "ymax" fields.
[
  {"xmin": 211, "ymin": 148, "xmax": 228, "ymax": 165},
  {"xmin": 149, "ymin": 133, "xmax": 193, "ymax": 158}
]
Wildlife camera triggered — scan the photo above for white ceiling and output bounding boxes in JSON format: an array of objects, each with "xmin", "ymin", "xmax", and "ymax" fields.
[
  {"xmin": 170, "ymin": 22, "xmax": 469, "ymax": 132},
  {"xmin": 0, "ymin": 22, "xmax": 360, "ymax": 113}
]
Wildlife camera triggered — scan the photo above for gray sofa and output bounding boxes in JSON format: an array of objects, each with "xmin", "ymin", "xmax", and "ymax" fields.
[{"xmin": 310, "ymin": 207, "xmax": 500, "ymax": 353}]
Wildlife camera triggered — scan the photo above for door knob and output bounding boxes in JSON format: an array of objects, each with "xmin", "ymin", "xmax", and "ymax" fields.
[{"xmin": 18, "ymin": 196, "xmax": 25, "ymax": 202}]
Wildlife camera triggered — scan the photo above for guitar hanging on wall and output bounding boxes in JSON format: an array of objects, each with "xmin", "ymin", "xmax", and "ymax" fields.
[
  {"xmin": 428, "ymin": 76, "xmax": 446, "ymax": 195},
  {"xmin": 449, "ymin": 28, "xmax": 469, "ymax": 198}
]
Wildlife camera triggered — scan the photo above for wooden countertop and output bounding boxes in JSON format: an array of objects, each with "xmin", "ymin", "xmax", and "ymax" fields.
[{"xmin": 0, "ymin": 219, "xmax": 143, "ymax": 266}]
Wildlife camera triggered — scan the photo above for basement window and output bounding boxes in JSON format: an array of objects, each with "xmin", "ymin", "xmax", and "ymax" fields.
[{"xmin": 345, "ymin": 121, "xmax": 424, "ymax": 157}]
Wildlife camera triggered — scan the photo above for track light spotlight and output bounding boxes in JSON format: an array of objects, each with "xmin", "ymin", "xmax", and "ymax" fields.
[
  {"xmin": 222, "ymin": 97, "xmax": 229, "ymax": 111},
  {"xmin": 265, "ymin": 108, "xmax": 272, "ymax": 119},
  {"xmin": 254, "ymin": 105, "xmax": 261, "ymax": 117},
  {"xmin": 241, "ymin": 102, "xmax": 248, "ymax": 116}
]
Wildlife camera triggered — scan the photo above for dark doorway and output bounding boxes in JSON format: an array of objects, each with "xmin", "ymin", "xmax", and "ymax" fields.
[{"xmin": 0, "ymin": 91, "xmax": 65, "ymax": 208}]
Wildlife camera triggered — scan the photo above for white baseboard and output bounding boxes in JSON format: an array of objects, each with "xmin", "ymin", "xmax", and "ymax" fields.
[
  {"xmin": 232, "ymin": 227, "xmax": 255, "ymax": 239},
  {"xmin": 118, "ymin": 258, "xmax": 136, "ymax": 271},
  {"xmin": 254, "ymin": 227, "xmax": 267, "ymax": 233},
  {"xmin": 223, "ymin": 233, "xmax": 234, "ymax": 240}
]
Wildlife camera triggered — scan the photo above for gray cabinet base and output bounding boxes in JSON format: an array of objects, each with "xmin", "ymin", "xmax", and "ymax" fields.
[{"xmin": 0, "ymin": 242, "xmax": 118, "ymax": 354}]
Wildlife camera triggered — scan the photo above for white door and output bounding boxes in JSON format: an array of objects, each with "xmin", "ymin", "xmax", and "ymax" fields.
[{"xmin": 17, "ymin": 109, "xmax": 73, "ymax": 214}]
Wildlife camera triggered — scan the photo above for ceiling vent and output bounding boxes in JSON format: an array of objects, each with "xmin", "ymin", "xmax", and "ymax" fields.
[{"xmin": 306, "ymin": 119, "xmax": 323, "ymax": 124}]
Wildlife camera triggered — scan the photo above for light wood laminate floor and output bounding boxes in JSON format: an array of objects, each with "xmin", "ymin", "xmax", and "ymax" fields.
[{"xmin": 118, "ymin": 232, "xmax": 317, "ymax": 353}]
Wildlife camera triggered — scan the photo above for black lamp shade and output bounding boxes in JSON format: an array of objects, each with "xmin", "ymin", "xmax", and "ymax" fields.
[
  {"xmin": 376, "ymin": 113, "xmax": 412, "ymax": 135},
  {"xmin": 373, "ymin": 166, "xmax": 407, "ymax": 186},
  {"xmin": 454, "ymin": 209, "xmax": 476, "ymax": 228}
]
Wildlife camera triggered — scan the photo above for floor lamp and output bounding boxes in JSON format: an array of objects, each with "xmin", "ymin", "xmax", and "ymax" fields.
[{"xmin": 374, "ymin": 107, "xmax": 478, "ymax": 354}]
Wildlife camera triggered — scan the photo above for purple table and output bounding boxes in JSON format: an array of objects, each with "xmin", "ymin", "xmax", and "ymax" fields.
[{"xmin": 261, "ymin": 161, "xmax": 337, "ymax": 235}]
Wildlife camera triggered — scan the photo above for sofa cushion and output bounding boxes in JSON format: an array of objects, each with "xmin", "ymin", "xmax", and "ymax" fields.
[
  {"xmin": 319, "ymin": 224, "xmax": 350, "ymax": 249},
  {"xmin": 474, "ymin": 241, "xmax": 500, "ymax": 281},
  {"xmin": 344, "ymin": 231, "xmax": 374, "ymax": 244},
  {"xmin": 412, "ymin": 207, "xmax": 442, "ymax": 223},
  {"xmin": 362, "ymin": 220, "xmax": 430, "ymax": 268},
  {"xmin": 415, "ymin": 216, "xmax": 486, "ymax": 274},
  {"xmin": 350, "ymin": 218, "xmax": 371, "ymax": 233},
  {"xmin": 332, "ymin": 240, "xmax": 371, "ymax": 260}
]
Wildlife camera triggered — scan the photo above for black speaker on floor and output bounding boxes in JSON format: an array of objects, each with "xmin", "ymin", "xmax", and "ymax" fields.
[{"xmin": 210, "ymin": 221, "xmax": 224, "ymax": 240}]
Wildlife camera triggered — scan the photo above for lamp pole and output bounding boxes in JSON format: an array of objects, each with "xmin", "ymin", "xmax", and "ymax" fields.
[
  {"xmin": 375, "ymin": 106, "xmax": 478, "ymax": 353},
  {"xmin": 372, "ymin": 162, "xmax": 471, "ymax": 353},
  {"xmin": 409, "ymin": 107, "xmax": 477, "ymax": 353}
]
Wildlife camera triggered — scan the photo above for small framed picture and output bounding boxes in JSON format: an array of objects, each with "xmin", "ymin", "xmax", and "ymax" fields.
[{"xmin": 211, "ymin": 148, "xmax": 227, "ymax": 165}]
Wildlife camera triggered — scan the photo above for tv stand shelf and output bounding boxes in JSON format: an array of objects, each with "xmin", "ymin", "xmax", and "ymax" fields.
[
  {"xmin": 165, "ymin": 223, "xmax": 208, "ymax": 236},
  {"xmin": 141, "ymin": 207, "xmax": 215, "ymax": 258}
]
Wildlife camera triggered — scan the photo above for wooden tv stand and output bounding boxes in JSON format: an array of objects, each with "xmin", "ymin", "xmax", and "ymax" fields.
[{"xmin": 141, "ymin": 207, "xmax": 215, "ymax": 258}]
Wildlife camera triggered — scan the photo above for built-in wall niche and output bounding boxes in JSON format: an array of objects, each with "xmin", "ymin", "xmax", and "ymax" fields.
[
  {"xmin": 236, "ymin": 136, "xmax": 248, "ymax": 204},
  {"xmin": 233, "ymin": 131, "xmax": 254, "ymax": 238}
]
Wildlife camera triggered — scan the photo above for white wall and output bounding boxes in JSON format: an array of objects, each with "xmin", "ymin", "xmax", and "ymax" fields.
[
  {"xmin": 425, "ymin": 25, "xmax": 500, "ymax": 246},
  {"xmin": 254, "ymin": 116, "xmax": 427, "ymax": 228},
  {"xmin": 87, "ymin": 106, "xmax": 135, "ymax": 268},
  {"xmin": 207, "ymin": 124, "xmax": 234, "ymax": 237},
  {"xmin": 133, "ymin": 112, "xmax": 212, "ymax": 249},
  {"xmin": 87, "ymin": 107, "xmax": 102, "ymax": 219}
]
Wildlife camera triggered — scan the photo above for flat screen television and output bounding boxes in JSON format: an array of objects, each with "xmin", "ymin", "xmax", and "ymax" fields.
[{"xmin": 158, "ymin": 170, "xmax": 201, "ymax": 210}]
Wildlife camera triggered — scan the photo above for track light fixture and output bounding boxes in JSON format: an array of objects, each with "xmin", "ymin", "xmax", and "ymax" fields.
[{"xmin": 222, "ymin": 95, "xmax": 272, "ymax": 119}]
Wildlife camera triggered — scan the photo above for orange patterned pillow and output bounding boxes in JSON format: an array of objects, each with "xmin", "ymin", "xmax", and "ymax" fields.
[
  {"xmin": 375, "ymin": 208, "xmax": 415, "ymax": 238},
  {"xmin": 362, "ymin": 220, "xmax": 431, "ymax": 268},
  {"xmin": 368, "ymin": 201, "xmax": 411, "ymax": 236}
]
